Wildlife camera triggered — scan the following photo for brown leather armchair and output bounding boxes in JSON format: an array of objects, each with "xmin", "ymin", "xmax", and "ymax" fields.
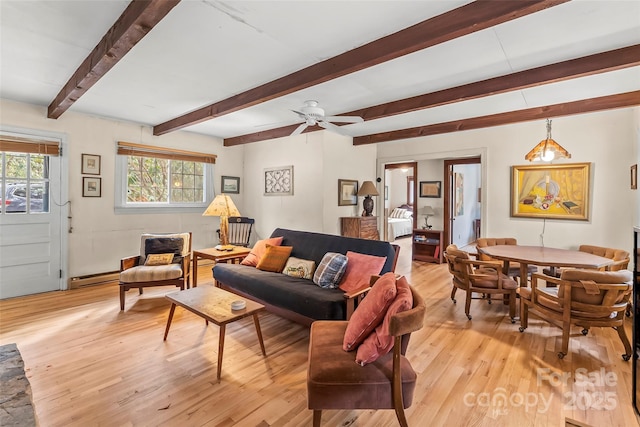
[
  {"xmin": 119, "ymin": 232, "xmax": 192, "ymax": 310},
  {"xmin": 542, "ymin": 244, "xmax": 630, "ymax": 277},
  {"xmin": 444, "ymin": 244, "xmax": 517, "ymax": 322},
  {"xmin": 518, "ymin": 269, "xmax": 633, "ymax": 360},
  {"xmin": 307, "ymin": 278, "xmax": 425, "ymax": 427}
]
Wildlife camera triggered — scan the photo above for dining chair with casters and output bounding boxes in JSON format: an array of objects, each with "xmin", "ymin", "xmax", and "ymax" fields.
[
  {"xmin": 476, "ymin": 237, "xmax": 537, "ymax": 284},
  {"xmin": 307, "ymin": 276, "xmax": 426, "ymax": 427},
  {"xmin": 217, "ymin": 216, "xmax": 254, "ymax": 247},
  {"xmin": 444, "ymin": 244, "xmax": 518, "ymax": 323},
  {"xmin": 119, "ymin": 232, "xmax": 192, "ymax": 310},
  {"xmin": 542, "ymin": 244, "xmax": 630, "ymax": 278},
  {"xmin": 518, "ymin": 269, "xmax": 633, "ymax": 360}
]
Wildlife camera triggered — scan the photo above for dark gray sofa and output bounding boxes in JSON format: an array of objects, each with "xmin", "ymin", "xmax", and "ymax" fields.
[{"xmin": 212, "ymin": 228, "xmax": 399, "ymax": 326}]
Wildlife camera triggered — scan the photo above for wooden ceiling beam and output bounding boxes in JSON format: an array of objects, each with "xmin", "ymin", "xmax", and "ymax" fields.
[
  {"xmin": 154, "ymin": 0, "xmax": 566, "ymax": 136},
  {"xmin": 224, "ymin": 44, "xmax": 640, "ymax": 146},
  {"xmin": 47, "ymin": 0, "xmax": 181, "ymax": 119},
  {"xmin": 352, "ymin": 91, "xmax": 640, "ymax": 145}
]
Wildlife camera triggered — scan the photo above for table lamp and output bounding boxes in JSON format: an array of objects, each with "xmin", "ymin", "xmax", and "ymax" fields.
[
  {"xmin": 203, "ymin": 194, "xmax": 240, "ymax": 245},
  {"xmin": 356, "ymin": 181, "xmax": 379, "ymax": 216},
  {"xmin": 420, "ymin": 205, "xmax": 435, "ymax": 229}
]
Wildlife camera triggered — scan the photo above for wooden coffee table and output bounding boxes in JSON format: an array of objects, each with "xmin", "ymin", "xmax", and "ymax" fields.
[
  {"xmin": 163, "ymin": 286, "xmax": 266, "ymax": 381},
  {"xmin": 192, "ymin": 246, "xmax": 251, "ymax": 287}
]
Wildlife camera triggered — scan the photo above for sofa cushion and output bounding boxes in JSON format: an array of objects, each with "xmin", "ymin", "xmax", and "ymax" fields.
[
  {"xmin": 120, "ymin": 264, "xmax": 183, "ymax": 283},
  {"xmin": 140, "ymin": 233, "xmax": 189, "ymax": 264},
  {"xmin": 144, "ymin": 237, "xmax": 184, "ymax": 265},
  {"xmin": 282, "ymin": 257, "xmax": 316, "ymax": 279},
  {"xmin": 342, "ymin": 272, "xmax": 397, "ymax": 351},
  {"xmin": 339, "ymin": 251, "xmax": 387, "ymax": 293},
  {"xmin": 313, "ymin": 252, "xmax": 348, "ymax": 289},
  {"xmin": 270, "ymin": 228, "xmax": 397, "ymax": 274},
  {"xmin": 241, "ymin": 237, "xmax": 284, "ymax": 267},
  {"xmin": 213, "ymin": 263, "xmax": 348, "ymax": 320},
  {"xmin": 257, "ymin": 245, "xmax": 292, "ymax": 273},
  {"xmin": 356, "ymin": 276, "xmax": 413, "ymax": 365}
]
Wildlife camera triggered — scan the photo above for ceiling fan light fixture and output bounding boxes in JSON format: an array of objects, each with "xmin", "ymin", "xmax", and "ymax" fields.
[{"xmin": 525, "ymin": 119, "xmax": 571, "ymax": 162}]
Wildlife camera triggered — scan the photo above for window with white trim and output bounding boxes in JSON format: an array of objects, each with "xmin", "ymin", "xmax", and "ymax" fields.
[{"xmin": 115, "ymin": 141, "xmax": 215, "ymax": 213}]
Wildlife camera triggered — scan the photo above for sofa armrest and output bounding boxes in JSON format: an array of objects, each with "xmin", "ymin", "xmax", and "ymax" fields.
[{"xmin": 120, "ymin": 256, "xmax": 140, "ymax": 271}]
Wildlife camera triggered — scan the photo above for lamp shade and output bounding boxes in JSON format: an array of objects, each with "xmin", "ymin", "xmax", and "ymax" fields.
[
  {"xmin": 525, "ymin": 119, "xmax": 571, "ymax": 162},
  {"xmin": 357, "ymin": 181, "xmax": 379, "ymax": 197},
  {"xmin": 203, "ymin": 194, "xmax": 240, "ymax": 217},
  {"xmin": 420, "ymin": 206, "xmax": 435, "ymax": 216}
]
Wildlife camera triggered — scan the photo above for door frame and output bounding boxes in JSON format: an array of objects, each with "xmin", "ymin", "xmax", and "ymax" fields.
[
  {"xmin": 383, "ymin": 162, "xmax": 417, "ymax": 240},
  {"xmin": 1, "ymin": 125, "xmax": 69, "ymax": 290},
  {"xmin": 443, "ymin": 157, "xmax": 481, "ymax": 249}
]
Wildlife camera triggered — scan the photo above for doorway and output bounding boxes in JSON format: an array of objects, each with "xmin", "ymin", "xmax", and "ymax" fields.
[
  {"xmin": 443, "ymin": 157, "xmax": 481, "ymax": 249},
  {"xmin": 383, "ymin": 162, "xmax": 417, "ymax": 242}
]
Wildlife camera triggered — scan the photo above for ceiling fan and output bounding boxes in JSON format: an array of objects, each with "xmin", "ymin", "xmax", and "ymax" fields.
[{"xmin": 290, "ymin": 100, "xmax": 363, "ymax": 136}]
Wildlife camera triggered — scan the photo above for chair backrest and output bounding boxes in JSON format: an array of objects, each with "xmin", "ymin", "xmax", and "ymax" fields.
[
  {"xmin": 390, "ymin": 285, "xmax": 426, "ymax": 355},
  {"xmin": 558, "ymin": 269, "xmax": 633, "ymax": 317},
  {"xmin": 139, "ymin": 232, "xmax": 191, "ymax": 265},
  {"xmin": 578, "ymin": 244, "xmax": 630, "ymax": 271},
  {"xmin": 444, "ymin": 244, "xmax": 472, "ymax": 286},
  {"xmin": 476, "ymin": 237, "xmax": 517, "ymax": 261},
  {"xmin": 227, "ymin": 217, "xmax": 254, "ymax": 247}
]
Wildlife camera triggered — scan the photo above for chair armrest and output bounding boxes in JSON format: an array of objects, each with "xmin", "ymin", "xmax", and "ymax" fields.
[
  {"xmin": 120, "ymin": 256, "xmax": 140, "ymax": 271},
  {"xmin": 181, "ymin": 253, "xmax": 192, "ymax": 277},
  {"xmin": 343, "ymin": 285, "xmax": 371, "ymax": 300},
  {"xmin": 606, "ymin": 258, "xmax": 630, "ymax": 270}
]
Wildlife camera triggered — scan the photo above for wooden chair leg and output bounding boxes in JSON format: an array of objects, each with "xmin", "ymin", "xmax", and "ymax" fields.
[
  {"xmin": 312, "ymin": 410, "xmax": 322, "ymax": 427},
  {"xmin": 559, "ymin": 321, "xmax": 570, "ymax": 358},
  {"xmin": 615, "ymin": 325, "xmax": 632, "ymax": 360},
  {"xmin": 450, "ymin": 285, "xmax": 457, "ymax": 303},
  {"xmin": 119, "ymin": 286, "xmax": 125, "ymax": 311},
  {"xmin": 464, "ymin": 290, "xmax": 472, "ymax": 320},
  {"xmin": 508, "ymin": 292, "xmax": 516, "ymax": 323}
]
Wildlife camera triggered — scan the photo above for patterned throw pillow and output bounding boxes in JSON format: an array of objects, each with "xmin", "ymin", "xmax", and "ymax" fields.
[
  {"xmin": 256, "ymin": 245, "xmax": 293, "ymax": 273},
  {"xmin": 355, "ymin": 276, "xmax": 414, "ymax": 365},
  {"xmin": 282, "ymin": 257, "xmax": 316, "ymax": 279},
  {"xmin": 313, "ymin": 252, "xmax": 348, "ymax": 289},
  {"xmin": 241, "ymin": 237, "xmax": 284, "ymax": 267},
  {"xmin": 144, "ymin": 253, "xmax": 175, "ymax": 266},
  {"xmin": 390, "ymin": 208, "xmax": 406, "ymax": 218},
  {"xmin": 339, "ymin": 251, "xmax": 387, "ymax": 293},
  {"xmin": 144, "ymin": 237, "xmax": 184, "ymax": 265}
]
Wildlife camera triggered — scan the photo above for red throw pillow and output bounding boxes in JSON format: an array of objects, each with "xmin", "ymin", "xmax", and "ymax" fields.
[
  {"xmin": 355, "ymin": 276, "xmax": 414, "ymax": 365},
  {"xmin": 338, "ymin": 251, "xmax": 387, "ymax": 293},
  {"xmin": 256, "ymin": 245, "xmax": 293, "ymax": 273},
  {"xmin": 342, "ymin": 272, "xmax": 397, "ymax": 351},
  {"xmin": 240, "ymin": 237, "xmax": 284, "ymax": 267}
]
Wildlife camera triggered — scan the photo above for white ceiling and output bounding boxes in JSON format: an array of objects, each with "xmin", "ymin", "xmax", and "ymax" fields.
[{"xmin": 1, "ymin": 0, "xmax": 639, "ymax": 143}]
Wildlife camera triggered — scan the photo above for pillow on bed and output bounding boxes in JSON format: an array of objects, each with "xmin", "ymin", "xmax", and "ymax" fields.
[
  {"xmin": 402, "ymin": 209, "xmax": 412, "ymax": 219},
  {"xmin": 390, "ymin": 208, "xmax": 406, "ymax": 218}
]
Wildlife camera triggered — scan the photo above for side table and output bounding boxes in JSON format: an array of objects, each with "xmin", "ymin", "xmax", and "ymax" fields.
[{"xmin": 193, "ymin": 246, "xmax": 251, "ymax": 287}]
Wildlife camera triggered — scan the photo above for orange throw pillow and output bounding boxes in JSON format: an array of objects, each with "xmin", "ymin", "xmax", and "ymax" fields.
[
  {"xmin": 355, "ymin": 276, "xmax": 414, "ymax": 365},
  {"xmin": 256, "ymin": 245, "xmax": 293, "ymax": 273},
  {"xmin": 339, "ymin": 251, "xmax": 387, "ymax": 293},
  {"xmin": 240, "ymin": 237, "xmax": 284, "ymax": 267},
  {"xmin": 342, "ymin": 272, "xmax": 397, "ymax": 351}
]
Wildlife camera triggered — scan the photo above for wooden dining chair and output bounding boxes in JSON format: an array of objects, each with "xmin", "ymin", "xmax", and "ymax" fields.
[
  {"xmin": 444, "ymin": 244, "xmax": 517, "ymax": 322},
  {"xmin": 217, "ymin": 216, "xmax": 254, "ymax": 247},
  {"xmin": 476, "ymin": 237, "xmax": 537, "ymax": 283},
  {"xmin": 518, "ymin": 269, "xmax": 633, "ymax": 360}
]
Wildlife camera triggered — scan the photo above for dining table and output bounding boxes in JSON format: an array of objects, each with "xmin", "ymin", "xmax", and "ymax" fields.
[{"xmin": 476, "ymin": 245, "xmax": 614, "ymax": 285}]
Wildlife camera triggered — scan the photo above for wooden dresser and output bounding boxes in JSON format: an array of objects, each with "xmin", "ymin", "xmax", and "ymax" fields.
[{"xmin": 340, "ymin": 216, "xmax": 379, "ymax": 240}]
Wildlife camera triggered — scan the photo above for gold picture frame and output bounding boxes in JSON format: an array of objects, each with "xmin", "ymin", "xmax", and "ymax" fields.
[{"xmin": 511, "ymin": 162, "xmax": 590, "ymax": 220}]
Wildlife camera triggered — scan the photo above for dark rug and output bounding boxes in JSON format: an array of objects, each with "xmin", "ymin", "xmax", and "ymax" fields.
[{"xmin": 0, "ymin": 343, "xmax": 36, "ymax": 426}]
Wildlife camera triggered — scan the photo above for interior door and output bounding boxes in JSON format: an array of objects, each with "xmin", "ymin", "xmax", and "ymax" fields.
[
  {"xmin": 0, "ymin": 144, "xmax": 63, "ymax": 298},
  {"xmin": 443, "ymin": 157, "xmax": 481, "ymax": 249}
]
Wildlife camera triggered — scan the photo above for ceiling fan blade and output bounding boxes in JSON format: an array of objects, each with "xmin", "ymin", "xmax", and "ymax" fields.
[
  {"xmin": 291, "ymin": 123, "xmax": 308, "ymax": 136},
  {"xmin": 318, "ymin": 121, "xmax": 345, "ymax": 135},
  {"xmin": 291, "ymin": 109, "xmax": 307, "ymax": 119},
  {"xmin": 323, "ymin": 115, "xmax": 363, "ymax": 123}
]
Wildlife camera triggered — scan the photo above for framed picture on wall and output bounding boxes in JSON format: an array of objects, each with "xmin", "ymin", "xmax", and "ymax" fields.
[
  {"xmin": 221, "ymin": 176, "xmax": 240, "ymax": 194},
  {"xmin": 81, "ymin": 154, "xmax": 101, "ymax": 175},
  {"xmin": 264, "ymin": 165, "xmax": 293, "ymax": 196},
  {"xmin": 511, "ymin": 162, "xmax": 591, "ymax": 220},
  {"xmin": 338, "ymin": 179, "xmax": 358, "ymax": 206},
  {"xmin": 419, "ymin": 181, "xmax": 441, "ymax": 198},
  {"xmin": 82, "ymin": 177, "xmax": 101, "ymax": 197}
]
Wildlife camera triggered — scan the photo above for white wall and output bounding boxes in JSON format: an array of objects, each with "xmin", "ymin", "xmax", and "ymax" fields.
[
  {"xmin": 242, "ymin": 130, "xmax": 377, "ymax": 240},
  {"xmin": 451, "ymin": 163, "xmax": 480, "ymax": 246},
  {"xmin": 416, "ymin": 159, "xmax": 444, "ymax": 229},
  {"xmin": 0, "ymin": 99, "xmax": 244, "ymax": 277},
  {"xmin": 377, "ymin": 109, "xmax": 638, "ymax": 254}
]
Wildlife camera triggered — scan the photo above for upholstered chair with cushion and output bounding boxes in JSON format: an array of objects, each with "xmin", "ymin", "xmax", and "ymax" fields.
[
  {"xmin": 119, "ymin": 232, "xmax": 192, "ymax": 310},
  {"xmin": 542, "ymin": 244, "xmax": 630, "ymax": 278},
  {"xmin": 444, "ymin": 244, "xmax": 517, "ymax": 322},
  {"xmin": 307, "ymin": 274, "xmax": 425, "ymax": 427},
  {"xmin": 518, "ymin": 269, "xmax": 633, "ymax": 360},
  {"xmin": 476, "ymin": 237, "xmax": 537, "ymax": 283}
]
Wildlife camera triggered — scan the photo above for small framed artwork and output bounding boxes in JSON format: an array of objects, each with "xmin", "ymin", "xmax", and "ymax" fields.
[
  {"xmin": 632, "ymin": 164, "xmax": 637, "ymax": 190},
  {"xmin": 221, "ymin": 176, "xmax": 240, "ymax": 194},
  {"xmin": 419, "ymin": 181, "xmax": 441, "ymax": 198},
  {"xmin": 338, "ymin": 179, "xmax": 358, "ymax": 206},
  {"xmin": 83, "ymin": 177, "xmax": 101, "ymax": 197},
  {"xmin": 81, "ymin": 154, "xmax": 101, "ymax": 175},
  {"xmin": 264, "ymin": 165, "xmax": 293, "ymax": 196}
]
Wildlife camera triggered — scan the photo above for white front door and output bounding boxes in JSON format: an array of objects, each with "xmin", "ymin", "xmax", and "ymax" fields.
[{"xmin": 0, "ymin": 141, "xmax": 63, "ymax": 298}]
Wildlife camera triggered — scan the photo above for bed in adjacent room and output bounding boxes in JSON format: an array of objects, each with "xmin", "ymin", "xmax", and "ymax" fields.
[{"xmin": 387, "ymin": 205, "xmax": 414, "ymax": 241}]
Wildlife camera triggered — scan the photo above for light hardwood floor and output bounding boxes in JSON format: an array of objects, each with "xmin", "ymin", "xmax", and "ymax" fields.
[{"xmin": 1, "ymin": 241, "xmax": 638, "ymax": 426}]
